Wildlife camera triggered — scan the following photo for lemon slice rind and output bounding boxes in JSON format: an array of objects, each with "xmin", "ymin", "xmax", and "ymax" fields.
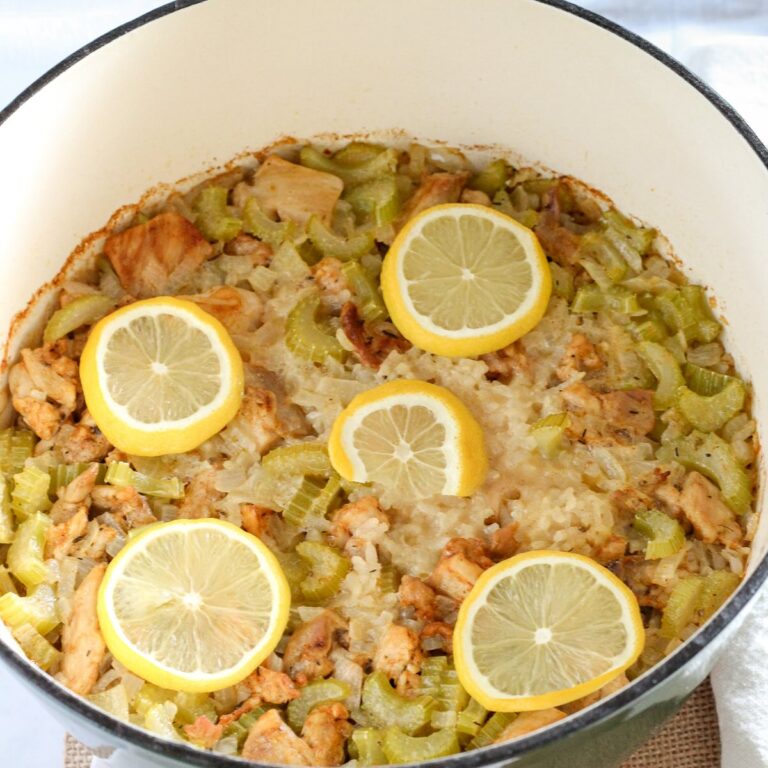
[
  {"xmin": 454, "ymin": 550, "xmax": 645, "ymax": 712},
  {"xmin": 97, "ymin": 518, "xmax": 290, "ymax": 693}
]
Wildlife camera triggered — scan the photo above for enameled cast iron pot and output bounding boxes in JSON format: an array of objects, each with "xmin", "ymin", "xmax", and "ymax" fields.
[{"xmin": 0, "ymin": 1, "xmax": 766, "ymax": 766}]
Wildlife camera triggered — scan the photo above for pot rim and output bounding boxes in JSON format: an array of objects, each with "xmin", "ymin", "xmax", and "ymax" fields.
[{"xmin": 0, "ymin": 1, "xmax": 766, "ymax": 765}]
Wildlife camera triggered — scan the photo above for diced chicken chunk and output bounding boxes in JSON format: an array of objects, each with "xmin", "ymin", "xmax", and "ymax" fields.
[
  {"xmin": 555, "ymin": 332, "xmax": 604, "ymax": 382},
  {"xmin": 534, "ymin": 189, "xmax": 580, "ymax": 266},
  {"xmin": 398, "ymin": 575, "xmax": 438, "ymax": 622},
  {"xmin": 183, "ymin": 716, "xmax": 223, "ymax": 749},
  {"xmin": 489, "ymin": 522, "xmax": 520, "ymax": 559},
  {"xmin": 679, "ymin": 471, "xmax": 742, "ymax": 547},
  {"xmin": 562, "ymin": 382, "xmax": 655, "ymax": 445},
  {"xmin": 340, "ymin": 302, "xmax": 410, "ymax": 369},
  {"xmin": 242, "ymin": 709, "xmax": 315, "ymax": 765},
  {"xmin": 480, "ymin": 341, "xmax": 531, "ymax": 384},
  {"xmin": 283, "ymin": 610, "xmax": 346, "ymax": 686},
  {"xmin": 177, "ymin": 469, "xmax": 223, "ymax": 520},
  {"xmin": 241, "ymin": 504, "xmax": 274, "ymax": 538},
  {"xmin": 91, "ymin": 485, "xmax": 156, "ymax": 530},
  {"xmin": 329, "ymin": 496, "xmax": 389, "ymax": 548},
  {"xmin": 302, "ymin": 702, "xmax": 352, "ymax": 766},
  {"xmin": 428, "ymin": 538, "xmax": 491, "ymax": 602},
  {"xmin": 104, "ymin": 212, "xmax": 213, "ymax": 298},
  {"xmin": 397, "ymin": 172, "xmax": 469, "ymax": 227},
  {"xmin": 46, "ymin": 508, "xmax": 88, "ymax": 560},
  {"xmin": 248, "ymin": 155, "xmax": 343, "ymax": 226},
  {"xmin": 373, "ymin": 624, "xmax": 423, "ymax": 695},
  {"xmin": 53, "ymin": 412, "xmax": 111, "ymax": 464},
  {"xmin": 50, "ymin": 464, "xmax": 99, "ymax": 524},
  {"xmin": 183, "ymin": 286, "xmax": 263, "ymax": 334},
  {"xmin": 59, "ymin": 564, "xmax": 106, "ymax": 695},
  {"xmin": 494, "ymin": 709, "xmax": 567, "ymax": 742}
]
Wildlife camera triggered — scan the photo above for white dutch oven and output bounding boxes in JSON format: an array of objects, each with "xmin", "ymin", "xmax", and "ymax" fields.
[{"xmin": 0, "ymin": 2, "xmax": 766, "ymax": 767}]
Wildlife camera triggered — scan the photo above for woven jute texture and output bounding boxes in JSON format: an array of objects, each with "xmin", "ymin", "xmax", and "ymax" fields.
[{"xmin": 64, "ymin": 679, "xmax": 720, "ymax": 768}]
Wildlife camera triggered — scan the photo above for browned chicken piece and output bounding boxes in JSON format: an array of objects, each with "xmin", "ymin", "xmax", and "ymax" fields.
[
  {"xmin": 534, "ymin": 188, "xmax": 581, "ymax": 266},
  {"xmin": 176, "ymin": 469, "xmax": 223, "ymax": 519},
  {"xmin": 555, "ymin": 332, "xmax": 604, "ymax": 382},
  {"xmin": 460, "ymin": 188, "xmax": 492, "ymax": 206},
  {"xmin": 373, "ymin": 624, "xmax": 423, "ymax": 696},
  {"xmin": 242, "ymin": 709, "xmax": 315, "ymax": 765},
  {"xmin": 313, "ymin": 257, "xmax": 349, "ymax": 302},
  {"xmin": 398, "ymin": 575, "xmax": 438, "ymax": 622},
  {"xmin": 397, "ymin": 172, "xmax": 469, "ymax": 227},
  {"xmin": 9, "ymin": 347, "xmax": 79, "ymax": 439},
  {"xmin": 494, "ymin": 708, "xmax": 568, "ymax": 743},
  {"xmin": 329, "ymin": 496, "xmax": 389, "ymax": 547},
  {"xmin": 653, "ymin": 483, "xmax": 684, "ymax": 519},
  {"xmin": 46, "ymin": 508, "xmax": 88, "ymax": 560},
  {"xmin": 91, "ymin": 485, "xmax": 156, "ymax": 530},
  {"xmin": 220, "ymin": 664, "xmax": 301, "ymax": 727},
  {"xmin": 241, "ymin": 504, "xmax": 274, "ymax": 538},
  {"xmin": 679, "ymin": 471, "xmax": 742, "ymax": 548},
  {"xmin": 246, "ymin": 366, "xmax": 310, "ymax": 439},
  {"xmin": 183, "ymin": 286, "xmax": 263, "ymax": 334},
  {"xmin": 183, "ymin": 715, "xmax": 223, "ymax": 749},
  {"xmin": 248, "ymin": 155, "xmax": 343, "ymax": 226},
  {"xmin": 50, "ymin": 464, "xmax": 99, "ymax": 524},
  {"xmin": 104, "ymin": 212, "xmax": 213, "ymax": 299},
  {"xmin": 420, "ymin": 621, "xmax": 454, "ymax": 652},
  {"xmin": 594, "ymin": 534, "xmax": 628, "ymax": 563},
  {"xmin": 247, "ymin": 665, "xmax": 301, "ymax": 704},
  {"xmin": 480, "ymin": 341, "xmax": 532, "ymax": 384},
  {"xmin": 489, "ymin": 522, "xmax": 520, "ymax": 559},
  {"xmin": 283, "ymin": 610, "xmax": 346, "ymax": 686},
  {"xmin": 234, "ymin": 386, "xmax": 284, "ymax": 455},
  {"xmin": 302, "ymin": 702, "xmax": 353, "ymax": 766},
  {"xmin": 59, "ymin": 564, "xmax": 106, "ymax": 695},
  {"xmin": 53, "ymin": 412, "xmax": 111, "ymax": 464},
  {"xmin": 428, "ymin": 538, "xmax": 491, "ymax": 602},
  {"xmin": 612, "ymin": 486, "xmax": 655, "ymax": 518},
  {"xmin": 70, "ymin": 520, "xmax": 117, "ymax": 561},
  {"xmin": 224, "ymin": 233, "xmax": 273, "ymax": 265},
  {"xmin": 340, "ymin": 302, "xmax": 410, "ymax": 369},
  {"xmin": 562, "ymin": 382, "xmax": 655, "ymax": 445},
  {"xmin": 561, "ymin": 674, "xmax": 629, "ymax": 714}
]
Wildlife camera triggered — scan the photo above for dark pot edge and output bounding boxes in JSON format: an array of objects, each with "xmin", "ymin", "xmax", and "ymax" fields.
[{"xmin": 0, "ymin": 0, "xmax": 767, "ymax": 765}]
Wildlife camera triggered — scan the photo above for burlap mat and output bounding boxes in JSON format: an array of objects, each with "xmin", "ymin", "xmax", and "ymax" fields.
[{"xmin": 64, "ymin": 679, "xmax": 720, "ymax": 767}]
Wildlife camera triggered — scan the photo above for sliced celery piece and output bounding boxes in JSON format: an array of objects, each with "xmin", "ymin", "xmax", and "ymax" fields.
[
  {"xmin": 262, "ymin": 443, "xmax": 332, "ymax": 478},
  {"xmin": 456, "ymin": 698, "xmax": 488, "ymax": 738},
  {"xmin": 88, "ymin": 685, "xmax": 130, "ymax": 722},
  {"xmin": 351, "ymin": 727, "xmax": 388, "ymax": 766},
  {"xmin": 657, "ymin": 431, "xmax": 751, "ymax": 514},
  {"xmin": 285, "ymin": 293, "xmax": 346, "ymax": 363},
  {"xmin": 173, "ymin": 691, "xmax": 217, "ymax": 726},
  {"xmin": 382, "ymin": 726, "xmax": 460, "ymax": 764},
  {"xmin": 675, "ymin": 379, "xmax": 745, "ymax": 433},
  {"xmin": 11, "ymin": 465, "xmax": 51, "ymax": 521},
  {"xmin": 296, "ymin": 540, "xmax": 350, "ymax": 603},
  {"xmin": 12, "ymin": 623, "xmax": 61, "ymax": 671},
  {"xmin": 549, "ymin": 262, "xmax": 574, "ymax": 302},
  {"xmin": 299, "ymin": 145, "xmax": 398, "ymax": 187},
  {"xmin": 362, "ymin": 670, "xmax": 434, "ymax": 735},
  {"xmin": 283, "ymin": 475, "xmax": 341, "ymax": 527},
  {"xmin": 0, "ymin": 475, "xmax": 14, "ymax": 544},
  {"xmin": 637, "ymin": 341, "xmax": 685, "ymax": 410},
  {"xmin": 0, "ymin": 566, "xmax": 18, "ymax": 596},
  {"xmin": 467, "ymin": 712, "xmax": 517, "ymax": 749},
  {"xmin": 43, "ymin": 294, "xmax": 115, "ymax": 344},
  {"xmin": 105, "ymin": 462, "xmax": 184, "ymax": 499},
  {"xmin": 378, "ymin": 564, "xmax": 400, "ymax": 595},
  {"xmin": 243, "ymin": 198, "xmax": 295, "ymax": 249},
  {"xmin": 193, "ymin": 186, "xmax": 242, "ymax": 242},
  {"xmin": 530, "ymin": 413, "xmax": 570, "ymax": 459},
  {"xmin": 468, "ymin": 159, "xmax": 509, "ymax": 197},
  {"xmin": 571, "ymin": 284, "xmax": 641, "ymax": 315},
  {"xmin": 0, "ymin": 429, "xmax": 36, "ymax": 477},
  {"xmin": 683, "ymin": 363, "xmax": 741, "ymax": 397},
  {"xmin": 695, "ymin": 570, "xmax": 740, "ymax": 622},
  {"xmin": 660, "ymin": 577, "xmax": 704, "ymax": 639},
  {"xmin": 345, "ymin": 176, "xmax": 400, "ymax": 226},
  {"xmin": 49, "ymin": 463, "xmax": 107, "ymax": 492},
  {"xmin": 286, "ymin": 678, "xmax": 351, "ymax": 732},
  {"xmin": 222, "ymin": 708, "xmax": 263, "ymax": 748},
  {"xmin": 307, "ymin": 215, "xmax": 374, "ymax": 261},
  {"xmin": 632, "ymin": 509, "xmax": 685, "ymax": 560},
  {"xmin": 0, "ymin": 583, "xmax": 59, "ymax": 634},
  {"xmin": 342, "ymin": 260, "xmax": 387, "ymax": 322},
  {"xmin": 7, "ymin": 512, "xmax": 51, "ymax": 589}
]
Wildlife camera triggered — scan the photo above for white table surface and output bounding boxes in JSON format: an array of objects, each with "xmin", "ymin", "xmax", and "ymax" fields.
[{"xmin": 1, "ymin": 1, "xmax": 766, "ymax": 765}]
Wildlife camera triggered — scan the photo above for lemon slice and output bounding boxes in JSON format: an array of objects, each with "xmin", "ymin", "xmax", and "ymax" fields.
[
  {"xmin": 328, "ymin": 379, "xmax": 487, "ymax": 499},
  {"xmin": 454, "ymin": 550, "xmax": 644, "ymax": 711},
  {"xmin": 97, "ymin": 518, "xmax": 290, "ymax": 692},
  {"xmin": 381, "ymin": 203, "xmax": 551, "ymax": 357},
  {"xmin": 80, "ymin": 296, "xmax": 244, "ymax": 456}
]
